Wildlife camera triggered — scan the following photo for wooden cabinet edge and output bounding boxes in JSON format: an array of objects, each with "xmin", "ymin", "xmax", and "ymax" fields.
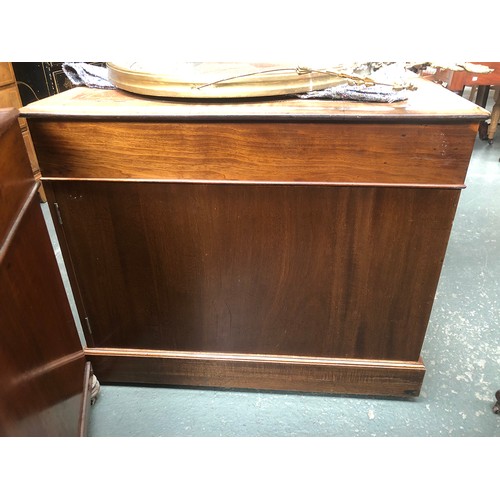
[
  {"xmin": 20, "ymin": 128, "xmax": 46, "ymax": 202},
  {"xmin": 0, "ymin": 63, "xmax": 44, "ymax": 201}
]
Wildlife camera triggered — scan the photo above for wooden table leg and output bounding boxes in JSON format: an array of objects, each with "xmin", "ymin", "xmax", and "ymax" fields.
[{"xmin": 487, "ymin": 90, "xmax": 500, "ymax": 144}]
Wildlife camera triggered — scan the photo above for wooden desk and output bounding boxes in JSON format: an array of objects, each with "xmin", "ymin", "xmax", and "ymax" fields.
[{"xmin": 21, "ymin": 79, "xmax": 488, "ymax": 398}]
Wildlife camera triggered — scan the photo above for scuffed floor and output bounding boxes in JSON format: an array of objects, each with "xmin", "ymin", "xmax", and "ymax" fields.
[{"xmin": 86, "ymin": 131, "xmax": 500, "ymax": 437}]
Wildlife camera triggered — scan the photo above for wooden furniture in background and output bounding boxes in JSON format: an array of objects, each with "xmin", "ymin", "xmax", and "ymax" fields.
[
  {"xmin": 0, "ymin": 108, "xmax": 90, "ymax": 436},
  {"xmin": 0, "ymin": 62, "xmax": 44, "ymax": 200},
  {"xmin": 432, "ymin": 62, "xmax": 500, "ymax": 143},
  {"xmin": 22, "ymin": 79, "xmax": 489, "ymax": 398}
]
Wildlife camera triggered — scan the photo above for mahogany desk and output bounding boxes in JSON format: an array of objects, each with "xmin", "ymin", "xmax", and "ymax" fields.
[{"xmin": 21, "ymin": 79, "xmax": 489, "ymax": 398}]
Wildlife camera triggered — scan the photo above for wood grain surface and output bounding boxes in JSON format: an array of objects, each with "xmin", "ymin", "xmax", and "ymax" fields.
[
  {"xmin": 20, "ymin": 79, "xmax": 490, "ymax": 121},
  {"xmin": 48, "ymin": 181, "xmax": 460, "ymax": 363},
  {"xmin": 0, "ymin": 196, "xmax": 86, "ymax": 436},
  {"xmin": 0, "ymin": 109, "xmax": 86, "ymax": 436},
  {"xmin": 86, "ymin": 348, "xmax": 426, "ymax": 397},
  {"xmin": 29, "ymin": 120, "xmax": 477, "ymax": 186},
  {"xmin": 0, "ymin": 109, "xmax": 36, "ymax": 247}
]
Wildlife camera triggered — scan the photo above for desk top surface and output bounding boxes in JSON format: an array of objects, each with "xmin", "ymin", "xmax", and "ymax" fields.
[{"xmin": 21, "ymin": 78, "xmax": 489, "ymax": 122}]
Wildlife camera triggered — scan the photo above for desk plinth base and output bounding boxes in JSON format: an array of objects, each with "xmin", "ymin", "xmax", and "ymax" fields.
[{"xmin": 85, "ymin": 348, "xmax": 425, "ymax": 398}]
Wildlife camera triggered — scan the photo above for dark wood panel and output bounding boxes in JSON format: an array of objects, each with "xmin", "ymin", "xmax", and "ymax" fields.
[
  {"xmin": 0, "ymin": 109, "xmax": 36, "ymax": 247},
  {"xmin": 30, "ymin": 121, "xmax": 477, "ymax": 185},
  {"xmin": 86, "ymin": 348, "xmax": 426, "ymax": 397},
  {"xmin": 0, "ymin": 197, "xmax": 86, "ymax": 436},
  {"xmin": 50, "ymin": 181, "xmax": 460, "ymax": 362}
]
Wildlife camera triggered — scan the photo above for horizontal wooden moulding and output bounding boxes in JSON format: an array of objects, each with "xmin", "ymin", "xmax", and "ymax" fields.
[
  {"xmin": 85, "ymin": 348, "xmax": 426, "ymax": 398},
  {"xmin": 41, "ymin": 177, "xmax": 467, "ymax": 189}
]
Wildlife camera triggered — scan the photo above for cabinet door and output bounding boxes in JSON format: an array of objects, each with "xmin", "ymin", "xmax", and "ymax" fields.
[
  {"xmin": 47, "ymin": 180, "xmax": 460, "ymax": 362},
  {"xmin": 0, "ymin": 109, "xmax": 88, "ymax": 436}
]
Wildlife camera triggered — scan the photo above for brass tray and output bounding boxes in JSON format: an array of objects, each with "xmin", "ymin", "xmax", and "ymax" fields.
[{"xmin": 107, "ymin": 62, "xmax": 351, "ymax": 98}]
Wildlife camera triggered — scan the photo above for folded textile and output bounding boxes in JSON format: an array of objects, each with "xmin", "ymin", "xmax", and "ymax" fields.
[
  {"xmin": 298, "ymin": 83, "xmax": 408, "ymax": 103},
  {"xmin": 62, "ymin": 62, "xmax": 115, "ymax": 89}
]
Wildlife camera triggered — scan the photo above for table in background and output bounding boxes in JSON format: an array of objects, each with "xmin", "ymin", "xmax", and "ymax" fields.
[{"xmin": 432, "ymin": 62, "xmax": 500, "ymax": 143}]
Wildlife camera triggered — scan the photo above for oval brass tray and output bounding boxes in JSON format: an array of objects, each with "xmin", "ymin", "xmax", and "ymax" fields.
[{"xmin": 107, "ymin": 62, "xmax": 350, "ymax": 98}]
